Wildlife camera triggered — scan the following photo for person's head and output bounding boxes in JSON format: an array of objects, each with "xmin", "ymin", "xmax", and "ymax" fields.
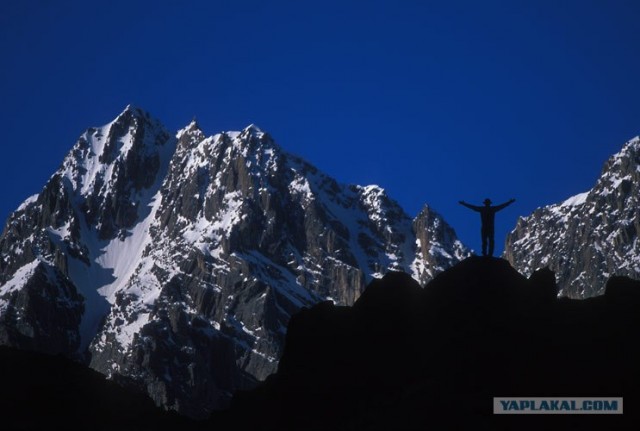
[{"xmin": 483, "ymin": 198, "xmax": 492, "ymax": 206}]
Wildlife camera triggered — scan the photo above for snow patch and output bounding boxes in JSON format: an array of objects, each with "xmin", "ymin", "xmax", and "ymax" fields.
[
  {"xmin": 17, "ymin": 194, "xmax": 38, "ymax": 212},
  {"xmin": 561, "ymin": 192, "xmax": 589, "ymax": 207}
]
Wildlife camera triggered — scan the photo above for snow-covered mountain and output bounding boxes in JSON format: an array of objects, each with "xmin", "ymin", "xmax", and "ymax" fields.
[
  {"xmin": 504, "ymin": 136, "xmax": 640, "ymax": 298},
  {"xmin": 0, "ymin": 106, "xmax": 469, "ymax": 418}
]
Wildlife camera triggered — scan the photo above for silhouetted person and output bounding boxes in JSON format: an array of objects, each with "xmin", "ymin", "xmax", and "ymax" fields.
[{"xmin": 459, "ymin": 198, "xmax": 515, "ymax": 257}]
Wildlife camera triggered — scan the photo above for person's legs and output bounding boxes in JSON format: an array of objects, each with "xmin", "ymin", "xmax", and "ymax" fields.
[
  {"xmin": 481, "ymin": 229, "xmax": 488, "ymax": 256},
  {"xmin": 488, "ymin": 234, "xmax": 495, "ymax": 257}
]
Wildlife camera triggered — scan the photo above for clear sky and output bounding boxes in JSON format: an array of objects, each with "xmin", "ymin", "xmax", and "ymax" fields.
[{"xmin": 2, "ymin": 0, "xmax": 640, "ymax": 256}]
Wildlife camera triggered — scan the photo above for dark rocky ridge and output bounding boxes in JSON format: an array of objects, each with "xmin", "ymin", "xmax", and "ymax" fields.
[
  {"xmin": 1, "ymin": 259, "xmax": 637, "ymax": 430},
  {"xmin": 217, "ymin": 257, "xmax": 640, "ymax": 430}
]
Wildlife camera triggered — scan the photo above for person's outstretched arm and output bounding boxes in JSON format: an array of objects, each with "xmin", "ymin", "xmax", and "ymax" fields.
[
  {"xmin": 459, "ymin": 201, "xmax": 482, "ymax": 211},
  {"xmin": 493, "ymin": 198, "xmax": 516, "ymax": 212}
]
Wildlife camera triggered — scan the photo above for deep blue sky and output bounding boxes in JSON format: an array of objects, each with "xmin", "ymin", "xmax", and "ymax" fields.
[{"xmin": 2, "ymin": 1, "xmax": 640, "ymax": 255}]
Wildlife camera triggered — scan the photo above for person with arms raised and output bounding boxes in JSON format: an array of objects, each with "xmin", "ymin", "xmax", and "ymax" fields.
[{"xmin": 459, "ymin": 198, "xmax": 515, "ymax": 257}]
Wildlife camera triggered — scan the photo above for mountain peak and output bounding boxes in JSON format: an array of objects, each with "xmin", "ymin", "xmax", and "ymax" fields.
[
  {"xmin": 118, "ymin": 103, "xmax": 146, "ymax": 119},
  {"xmin": 237, "ymin": 123, "xmax": 265, "ymax": 141},
  {"xmin": 0, "ymin": 106, "xmax": 469, "ymax": 418},
  {"xmin": 243, "ymin": 123, "xmax": 263, "ymax": 133},
  {"xmin": 416, "ymin": 203, "xmax": 433, "ymax": 215},
  {"xmin": 187, "ymin": 116, "xmax": 199, "ymax": 129},
  {"xmin": 176, "ymin": 118, "xmax": 204, "ymax": 140}
]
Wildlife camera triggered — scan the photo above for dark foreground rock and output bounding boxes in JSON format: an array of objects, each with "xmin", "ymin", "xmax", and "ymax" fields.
[
  {"xmin": 2, "ymin": 257, "xmax": 638, "ymax": 430},
  {"xmin": 0, "ymin": 346, "xmax": 201, "ymax": 431},
  {"xmin": 214, "ymin": 257, "xmax": 640, "ymax": 430}
]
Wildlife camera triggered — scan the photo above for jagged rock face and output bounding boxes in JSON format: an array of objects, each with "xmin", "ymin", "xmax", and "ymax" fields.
[
  {"xmin": 505, "ymin": 137, "xmax": 640, "ymax": 298},
  {"xmin": 0, "ymin": 261, "xmax": 83, "ymax": 355},
  {"xmin": 0, "ymin": 106, "xmax": 470, "ymax": 418}
]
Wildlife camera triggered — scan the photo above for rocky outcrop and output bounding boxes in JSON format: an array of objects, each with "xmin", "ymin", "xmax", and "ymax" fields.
[{"xmin": 0, "ymin": 261, "xmax": 83, "ymax": 356}]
